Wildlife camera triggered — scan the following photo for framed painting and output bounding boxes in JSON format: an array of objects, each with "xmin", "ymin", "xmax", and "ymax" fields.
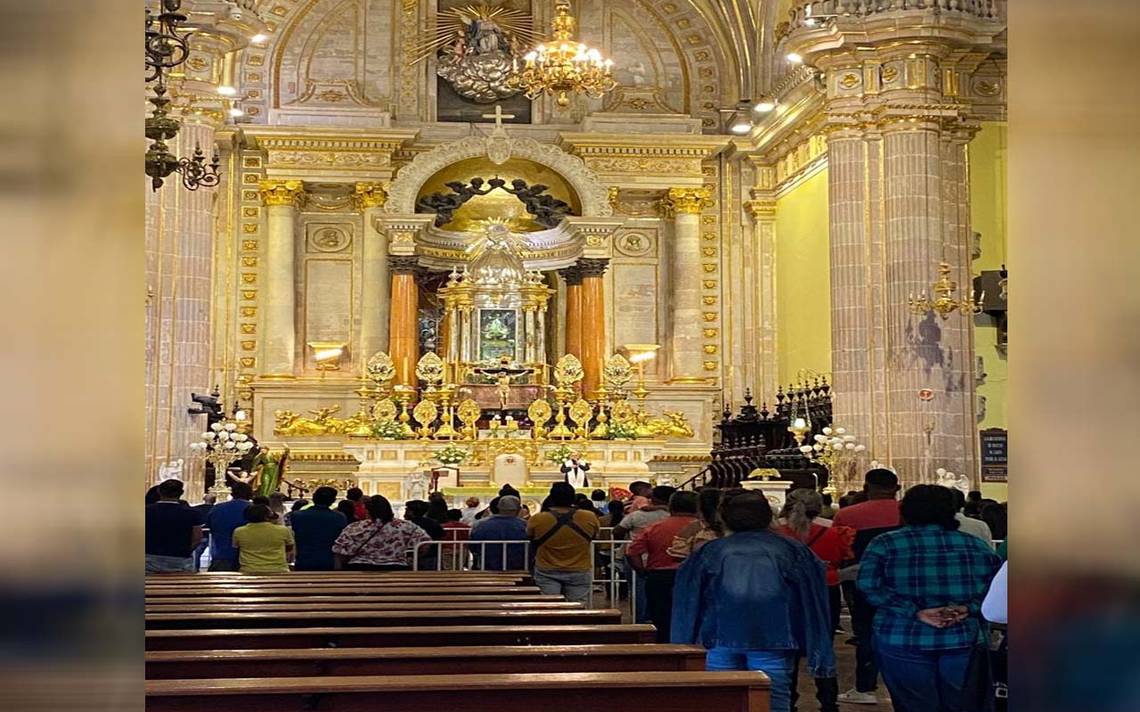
[{"xmin": 478, "ymin": 308, "xmax": 517, "ymax": 361}]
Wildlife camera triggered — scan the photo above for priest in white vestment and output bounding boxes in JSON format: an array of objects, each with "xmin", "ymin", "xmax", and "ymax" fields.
[{"xmin": 561, "ymin": 457, "xmax": 590, "ymax": 488}]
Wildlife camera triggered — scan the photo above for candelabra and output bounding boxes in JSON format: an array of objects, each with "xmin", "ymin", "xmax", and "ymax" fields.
[{"xmin": 908, "ymin": 262, "xmax": 984, "ymax": 319}]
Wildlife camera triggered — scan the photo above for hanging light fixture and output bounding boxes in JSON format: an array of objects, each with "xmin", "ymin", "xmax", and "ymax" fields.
[
  {"xmin": 512, "ymin": 1, "xmax": 617, "ymax": 108},
  {"xmin": 908, "ymin": 262, "xmax": 984, "ymax": 319},
  {"xmin": 144, "ymin": 0, "xmax": 222, "ymax": 191}
]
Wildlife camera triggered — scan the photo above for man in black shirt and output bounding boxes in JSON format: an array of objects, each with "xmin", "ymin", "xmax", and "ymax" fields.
[
  {"xmin": 404, "ymin": 499, "xmax": 444, "ymax": 569},
  {"xmin": 290, "ymin": 487, "xmax": 348, "ymax": 570},
  {"xmin": 145, "ymin": 479, "xmax": 203, "ymax": 573}
]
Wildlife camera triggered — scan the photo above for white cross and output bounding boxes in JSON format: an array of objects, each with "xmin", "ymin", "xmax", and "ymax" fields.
[{"xmin": 481, "ymin": 104, "xmax": 515, "ymax": 128}]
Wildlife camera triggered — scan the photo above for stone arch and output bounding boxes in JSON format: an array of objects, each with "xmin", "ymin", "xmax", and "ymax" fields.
[{"xmin": 385, "ymin": 136, "xmax": 613, "ymax": 218}]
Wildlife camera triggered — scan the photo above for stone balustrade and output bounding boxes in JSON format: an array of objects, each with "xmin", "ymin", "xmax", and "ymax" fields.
[{"xmin": 788, "ymin": 0, "xmax": 1001, "ymax": 30}]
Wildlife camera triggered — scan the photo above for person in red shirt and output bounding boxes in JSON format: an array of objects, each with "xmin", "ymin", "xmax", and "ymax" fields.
[
  {"xmin": 626, "ymin": 490, "xmax": 699, "ymax": 642},
  {"xmin": 346, "ymin": 487, "xmax": 368, "ymax": 522},
  {"xmin": 830, "ymin": 468, "xmax": 902, "ymax": 706}
]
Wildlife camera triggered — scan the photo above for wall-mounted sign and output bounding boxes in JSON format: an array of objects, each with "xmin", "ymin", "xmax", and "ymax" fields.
[{"xmin": 979, "ymin": 428, "xmax": 1008, "ymax": 483}]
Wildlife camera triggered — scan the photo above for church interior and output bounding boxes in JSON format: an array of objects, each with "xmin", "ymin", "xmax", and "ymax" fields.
[{"xmin": 143, "ymin": 0, "xmax": 1011, "ymax": 709}]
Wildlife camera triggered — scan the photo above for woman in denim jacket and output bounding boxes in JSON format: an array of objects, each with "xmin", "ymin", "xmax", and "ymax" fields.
[{"xmin": 671, "ymin": 489, "xmax": 837, "ymax": 712}]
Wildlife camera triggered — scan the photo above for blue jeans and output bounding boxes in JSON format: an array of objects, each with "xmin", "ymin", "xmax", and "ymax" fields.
[
  {"xmin": 534, "ymin": 568, "xmax": 592, "ymax": 605},
  {"xmin": 875, "ymin": 638, "xmax": 973, "ymax": 712},
  {"xmin": 706, "ymin": 647, "xmax": 795, "ymax": 712},
  {"xmin": 145, "ymin": 554, "xmax": 194, "ymax": 574},
  {"xmin": 625, "ymin": 560, "xmax": 650, "ymax": 623}
]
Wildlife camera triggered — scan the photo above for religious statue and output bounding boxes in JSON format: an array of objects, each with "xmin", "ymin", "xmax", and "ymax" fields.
[
  {"xmin": 561, "ymin": 456, "xmax": 591, "ymax": 488},
  {"xmin": 410, "ymin": 4, "xmax": 541, "ymax": 103},
  {"xmin": 406, "ymin": 470, "xmax": 427, "ymax": 502},
  {"xmin": 474, "ymin": 355, "xmax": 532, "ymax": 414}
]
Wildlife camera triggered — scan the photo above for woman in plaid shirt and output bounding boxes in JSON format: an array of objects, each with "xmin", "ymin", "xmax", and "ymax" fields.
[{"xmin": 857, "ymin": 484, "xmax": 1002, "ymax": 712}]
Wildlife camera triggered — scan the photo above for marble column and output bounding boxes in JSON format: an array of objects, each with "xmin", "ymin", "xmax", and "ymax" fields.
[
  {"xmin": 258, "ymin": 180, "xmax": 305, "ymax": 377},
  {"xmin": 579, "ymin": 258, "xmax": 609, "ymax": 398},
  {"xmin": 745, "ymin": 186, "xmax": 779, "ymax": 402},
  {"xmin": 560, "ymin": 266, "xmax": 583, "ymax": 359},
  {"xmin": 782, "ymin": 2, "xmax": 1003, "ymax": 485},
  {"xmin": 664, "ymin": 187, "xmax": 713, "ymax": 383},
  {"xmin": 354, "ymin": 182, "xmax": 389, "ymax": 364},
  {"xmin": 388, "ymin": 256, "xmax": 420, "ymax": 386}
]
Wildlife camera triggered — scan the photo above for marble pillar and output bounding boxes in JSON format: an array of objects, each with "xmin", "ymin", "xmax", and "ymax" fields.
[
  {"xmin": 560, "ymin": 266, "xmax": 583, "ymax": 359},
  {"xmin": 745, "ymin": 190, "xmax": 780, "ymax": 402},
  {"xmin": 258, "ymin": 180, "xmax": 305, "ymax": 378},
  {"xmin": 579, "ymin": 258, "xmax": 609, "ymax": 398},
  {"xmin": 354, "ymin": 182, "xmax": 389, "ymax": 364},
  {"xmin": 144, "ymin": 117, "xmax": 221, "ymax": 494},
  {"xmin": 388, "ymin": 256, "xmax": 420, "ymax": 386},
  {"xmin": 665, "ymin": 187, "xmax": 713, "ymax": 383}
]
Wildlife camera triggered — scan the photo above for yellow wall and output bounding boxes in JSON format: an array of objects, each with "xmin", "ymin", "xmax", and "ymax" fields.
[
  {"xmin": 969, "ymin": 122, "xmax": 1008, "ymax": 499},
  {"xmin": 775, "ymin": 167, "xmax": 831, "ymax": 386}
]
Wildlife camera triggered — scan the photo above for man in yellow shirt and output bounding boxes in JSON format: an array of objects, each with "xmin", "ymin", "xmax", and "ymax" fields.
[
  {"xmin": 526, "ymin": 482, "xmax": 600, "ymax": 604},
  {"xmin": 232, "ymin": 503, "xmax": 295, "ymax": 573}
]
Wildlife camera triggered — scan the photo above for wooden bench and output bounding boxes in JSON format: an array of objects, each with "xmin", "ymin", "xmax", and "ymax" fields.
[
  {"xmin": 146, "ymin": 624, "xmax": 657, "ymax": 651},
  {"xmin": 146, "ymin": 601, "xmax": 581, "ymax": 613},
  {"xmin": 144, "ymin": 585, "xmax": 542, "ymax": 597},
  {"xmin": 145, "ymin": 643, "xmax": 708, "ymax": 679},
  {"xmin": 146, "ymin": 671, "xmax": 770, "ymax": 712},
  {"xmin": 145, "ymin": 608, "xmax": 622, "ymax": 630},
  {"xmin": 143, "ymin": 593, "xmax": 564, "ymax": 606},
  {"xmin": 145, "ymin": 573, "xmax": 529, "ymax": 585}
]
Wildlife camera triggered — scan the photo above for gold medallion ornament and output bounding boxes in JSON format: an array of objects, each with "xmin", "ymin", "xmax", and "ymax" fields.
[
  {"xmin": 527, "ymin": 399, "xmax": 553, "ymax": 438},
  {"xmin": 457, "ymin": 398, "xmax": 483, "ymax": 440},
  {"xmin": 610, "ymin": 398, "xmax": 636, "ymax": 426},
  {"xmin": 416, "ymin": 352, "xmax": 445, "ymax": 387},
  {"xmin": 365, "ymin": 351, "xmax": 396, "ymax": 387},
  {"xmin": 554, "ymin": 353, "xmax": 585, "ymax": 388},
  {"xmin": 569, "ymin": 398, "xmax": 593, "ymax": 429},
  {"xmin": 413, "ymin": 399, "xmax": 439, "ymax": 440},
  {"xmin": 603, "ymin": 353, "xmax": 633, "ymax": 394},
  {"xmin": 372, "ymin": 398, "xmax": 398, "ymax": 423}
]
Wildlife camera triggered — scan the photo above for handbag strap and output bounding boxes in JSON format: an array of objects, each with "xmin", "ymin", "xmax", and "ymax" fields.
[
  {"xmin": 348, "ymin": 520, "xmax": 387, "ymax": 559},
  {"xmin": 532, "ymin": 511, "xmax": 591, "ymax": 550}
]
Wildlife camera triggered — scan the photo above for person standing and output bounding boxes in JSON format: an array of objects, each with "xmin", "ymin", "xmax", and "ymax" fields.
[
  {"xmin": 626, "ymin": 490, "xmax": 699, "ymax": 642},
  {"xmin": 332, "ymin": 495, "xmax": 431, "ymax": 571},
  {"xmin": 440, "ymin": 508, "xmax": 472, "ymax": 569},
  {"xmin": 232, "ymin": 503, "xmax": 295, "ymax": 573},
  {"xmin": 857, "ymin": 485, "xmax": 1001, "ymax": 712},
  {"xmin": 668, "ymin": 487, "xmax": 723, "ymax": 561},
  {"xmin": 951, "ymin": 488, "xmax": 994, "ymax": 548},
  {"xmin": 561, "ymin": 456, "xmax": 591, "ymax": 488},
  {"xmin": 145, "ymin": 479, "xmax": 203, "ymax": 574},
  {"xmin": 527, "ymin": 482, "xmax": 600, "ymax": 604},
  {"xmin": 346, "ymin": 487, "xmax": 367, "ymax": 521},
  {"xmin": 468, "ymin": 495, "xmax": 528, "ymax": 570},
  {"xmin": 832, "ymin": 468, "xmax": 902, "ymax": 706},
  {"xmin": 205, "ymin": 482, "xmax": 254, "ymax": 571},
  {"xmin": 189, "ymin": 493, "xmax": 215, "ymax": 571},
  {"xmin": 460, "ymin": 497, "xmax": 482, "ymax": 525},
  {"xmin": 624, "ymin": 481, "xmax": 652, "ymax": 513},
  {"xmin": 614, "ymin": 485, "xmax": 673, "ymax": 623},
  {"xmin": 336, "ymin": 499, "xmax": 358, "ymax": 524},
  {"xmin": 776, "ymin": 488, "xmax": 854, "ymax": 712},
  {"xmin": 289, "ymin": 486, "xmax": 347, "ymax": 571},
  {"xmin": 671, "ymin": 490, "xmax": 836, "ymax": 712}
]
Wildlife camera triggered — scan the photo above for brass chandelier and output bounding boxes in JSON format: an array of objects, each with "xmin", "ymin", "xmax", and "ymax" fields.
[
  {"xmin": 908, "ymin": 262, "xmax": 983, "ymax": 319},
  {"xmin": 144, "ymin": 0, "xmax": 221, "ymax": 191},
  {"xmin": 512, "ymin": 1, "xmax": 616, "ymax": 108}
]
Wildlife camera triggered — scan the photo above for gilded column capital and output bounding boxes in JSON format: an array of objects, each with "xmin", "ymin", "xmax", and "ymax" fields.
[
  {"xmin": 663, "ymin": 186, "xmax": 714, "ymax": 217},
  {"xmin": 258, "ymin": 179, "xmax": 306, "ymax": 208},
  {"xmin": 353, "ymin": 182, "xmax": 388, "ymax": 211}
]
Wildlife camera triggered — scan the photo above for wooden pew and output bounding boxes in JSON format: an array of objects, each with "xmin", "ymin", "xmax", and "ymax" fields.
[
  {"xmin": 144, "ymin": 594, "xmax": 564, "ymax": 606},
  {"xmin": 146, "ymin": 643, "xmax": 708, "ymax": 679},
  {"xmin": 146, "ymin": 601, "xmax": 581, "ymax": 613},
  {"xmin": 146, "ymin": 671, "xmax": 770, "ymax": 712},
  {"xmin": 146, "ymin": 608, "xmax": 622, "ymax": 630},
  {"xmin": 145, "ymin": 585, "xmax": 542, "ymax": 597},
  {"xmin": 146, "ymin": 624, "xmax": 657, "ymax": 650}
]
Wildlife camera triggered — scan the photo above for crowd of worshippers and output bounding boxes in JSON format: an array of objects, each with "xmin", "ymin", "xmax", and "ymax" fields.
[{"xmin": 145, "ymin": 470, "xmax": 1008, "ymax": 712}]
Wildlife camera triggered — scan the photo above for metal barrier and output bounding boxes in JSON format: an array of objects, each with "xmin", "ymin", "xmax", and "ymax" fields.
[{"xmin": 408, "ymin": 535, "xmax": 641, "ymax": 621}]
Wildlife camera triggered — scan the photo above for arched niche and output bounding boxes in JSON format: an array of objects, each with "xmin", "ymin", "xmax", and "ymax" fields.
[{"xmin": 385, "ymin": 135, "xmax": 613, "ymax": 218}]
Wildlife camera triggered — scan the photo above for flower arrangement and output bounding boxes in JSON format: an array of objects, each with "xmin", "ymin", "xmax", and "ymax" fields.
[
  {"xmin": 434, "ymin": 444, "xmax": 470, "ymax": 467},
  {"xmin": 372, "ymin": 419, "xmax": 407, "ymax": 440},
  {"xmin": 605, "ymin": 420, "xmax": 639, "ymax": 440},
  {"xmin": 545, "ymin": 443, "xmax": 577, "ymax": 466}
]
